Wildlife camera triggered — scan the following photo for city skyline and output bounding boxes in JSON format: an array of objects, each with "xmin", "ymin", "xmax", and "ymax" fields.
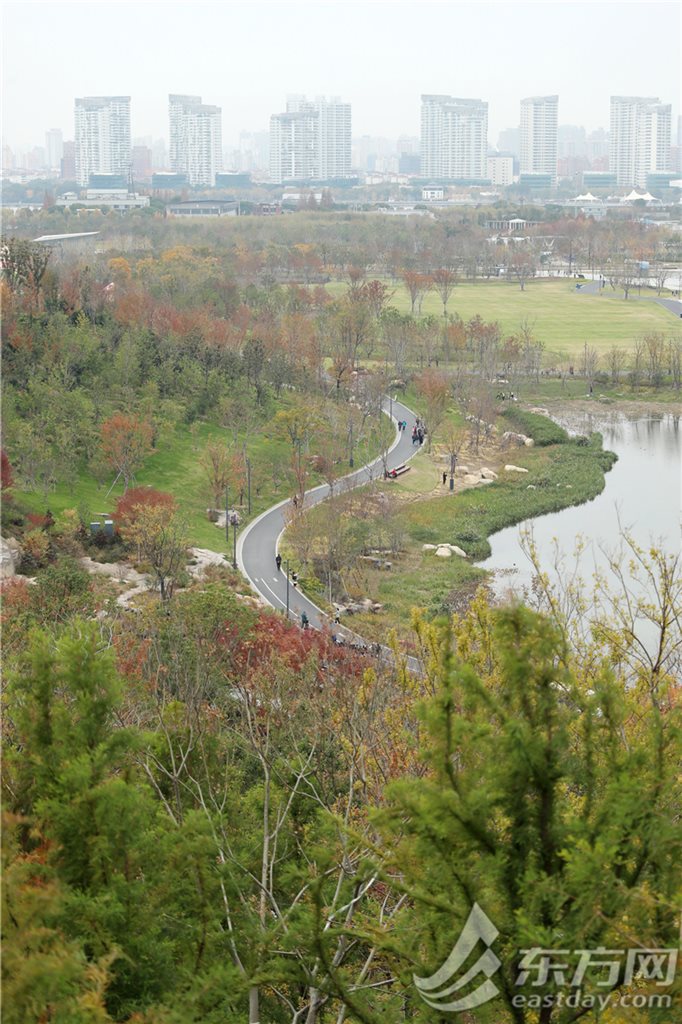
[{"xmin": 3, "ymin": 1, "xmax": 679, "ymax": 152}]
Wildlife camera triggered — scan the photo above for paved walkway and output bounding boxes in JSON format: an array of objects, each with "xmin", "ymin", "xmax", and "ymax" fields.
[
  {"xmin": 576, "ymin": 280, "xmax": 682, "ymax": 317},
  {"xmin": 237, "ymin": 396, "xmax": 423, "ymax": 668}
]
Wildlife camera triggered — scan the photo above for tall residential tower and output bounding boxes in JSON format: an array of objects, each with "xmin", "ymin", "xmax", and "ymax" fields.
[
  {"xmin": 169, "ymin": 94, "xmax": 222, "ymax": 187},
  {"xmin": 420, "ymin": 95, "xmax": 488, "ymax": 180},
  {"xmin": 610, "ymin": 96, "xmax": 671, "ymax": 188},
  {"xmin": 519, "ymin": 95, "xmax": 558, "ymax": 181},
  {"xmin": 269, "ymin": 95, "xmax": 351, "ymax": 183},
  {"xmin": 74, "ymin": 96, "xmax": 131, "ymax": 186}
]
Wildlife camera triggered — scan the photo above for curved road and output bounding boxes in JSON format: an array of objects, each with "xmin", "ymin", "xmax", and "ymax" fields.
[
  {"xmin": 237, "ymin": 398, "xmax": 420, "ymax": 635},
  {"xmin": 577, "ymin": 279, "xmax": 682, "ymax": 317}
]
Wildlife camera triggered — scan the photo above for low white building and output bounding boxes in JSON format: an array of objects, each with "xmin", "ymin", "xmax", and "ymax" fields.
[
  {"xmin": 56, "ymin": 189, "xmax": 149, "ymax": 210},
  {"xmin": 421, "ymin": 185, "xmax": 444, "ymax": 201}
]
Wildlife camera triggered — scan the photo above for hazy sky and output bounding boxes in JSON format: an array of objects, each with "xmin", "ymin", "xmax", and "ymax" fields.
[{"xmin": 3, "ymin": 0, "xmax": 680, "ymax": 151}]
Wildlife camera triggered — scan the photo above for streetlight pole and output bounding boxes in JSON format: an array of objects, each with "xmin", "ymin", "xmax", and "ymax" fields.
[
  {"xmin": 225, "ymin": 485, "xmax": 229, "ymax": 546},
  {"xmin": 246, "ymin": 457, "xmax": 251, "ymax": 515},
  {"xmin": 232, "ymin": 512, "xmax": 237, "ymax": 570},
  {"xmin": 349, "ymin": 419, "xmax": 354, "ymax": 468},
  {"xmin": 285, "ymin": 558, "xmax": 290, "ymax": 621}
]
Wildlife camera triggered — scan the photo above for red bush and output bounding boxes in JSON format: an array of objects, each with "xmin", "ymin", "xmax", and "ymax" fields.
[
  {"xmin": 113, "ymin": 486, "xmax": 176, "ymax": 531},
  {"xmin": 1, "ymin": 450, "xmax": 13, "ymax": 492}
]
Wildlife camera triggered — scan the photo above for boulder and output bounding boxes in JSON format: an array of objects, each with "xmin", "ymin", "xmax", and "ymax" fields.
[
  {"xmin": 435, "ymin": 545, "xmax": 452, "ymax": 558},
  {"xmin": 504, "ymin": 464, "xmax": 528, "ymax": 474},
  {"xmin": 463, "ymin": 474, "xmax": 482, "ymax": 485},
  {"xmin": 526, "ymin": 484, "xmax": 536, "ymax": 490},
  {"xmin": 480, "ymin": 467, "xmax": 498, "ymax": 480},
  {"xmin": 455, "ymin": 465, "xmax": 470, "ymax": 476},
  {"xmin": 524, "ymin": 438, "xmax": 535, "ymax": 447},
  {"xmin": 502, "ymin": 431, "xmax": 529, "ymax": 447},
  {"xmin": 530, "ymin": 407, "xmax": 549, "ymax": 416},
  {"xmin": 450, "ymin": 545, "xmax": 467, "ymax": 558},
  {"xmin": 1, "ymin": 536, "xmax": 21, "ymax": 579},
  {"xmin": 422, "ymin": 543, "xmax": 437, "ymax": 551}
]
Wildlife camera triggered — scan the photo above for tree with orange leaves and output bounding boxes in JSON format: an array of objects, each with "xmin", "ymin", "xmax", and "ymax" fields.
[{"xmin": 100, "ymin": 413, "xmax": 153, "ymax": 492}]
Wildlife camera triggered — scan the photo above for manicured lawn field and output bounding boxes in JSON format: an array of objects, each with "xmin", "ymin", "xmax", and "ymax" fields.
[{"xmin": 327, "ymin": 278, "xmax": 679, "ymax": 357}]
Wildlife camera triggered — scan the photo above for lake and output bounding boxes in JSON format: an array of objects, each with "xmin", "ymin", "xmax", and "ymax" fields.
[{"xmin": 479, "ymin": 408, "xmax": 681, "ymax": 602}]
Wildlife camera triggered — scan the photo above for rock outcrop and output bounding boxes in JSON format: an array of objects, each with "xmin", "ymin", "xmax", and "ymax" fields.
[{"xmin": 1, "ymin": 536, "xmax": 22, "ymax": 579}]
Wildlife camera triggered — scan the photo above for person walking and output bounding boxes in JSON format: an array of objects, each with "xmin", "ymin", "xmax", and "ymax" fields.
[
  {"xmin": 275, "ymin": 553, "xmax": 282, "ymax": 571},
  {"xmin": 301, "ymin": 610, "xmax": 309, "ymax": 629},
  {"xmin": 442, "ymin": 471, "xmax": 447, "ymax": 485}
]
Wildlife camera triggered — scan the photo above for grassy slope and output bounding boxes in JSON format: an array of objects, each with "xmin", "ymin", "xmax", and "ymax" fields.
[
  {"xmin": 347, "ymin": 435, "xmax": 616, "ymax": 644},
  {"xmin": 15, "ymin": 403, "xmax": 386, "ymax": 552},
  {"xmin": 327, "ymin": 278, "xmax": 679, "ymax": 356}
]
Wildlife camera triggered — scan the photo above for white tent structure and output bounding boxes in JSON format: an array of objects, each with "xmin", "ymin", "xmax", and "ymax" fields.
[{"xmin": 621, "ymin": 190, "xmax": 659, "ymax": 203}]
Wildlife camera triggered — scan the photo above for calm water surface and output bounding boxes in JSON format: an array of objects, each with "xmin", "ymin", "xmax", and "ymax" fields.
[{"xmin": 479, "ymin": 410, "xmax": 681, "ymax": 599}]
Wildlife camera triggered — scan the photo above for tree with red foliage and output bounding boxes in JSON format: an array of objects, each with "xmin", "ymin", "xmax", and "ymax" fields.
[
  {"xmin": 100, "ymin": 414, "xmax": 153, "ymax": 492},
  {"xmin": 1, "ymin": 449, "xmax": 13, "ymax": 493},
  {"xmin": 113, "ymin": 486, "xmax": 176, "ymax": 532}
]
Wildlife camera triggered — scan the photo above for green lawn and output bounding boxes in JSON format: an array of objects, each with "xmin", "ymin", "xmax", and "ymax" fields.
[{"xmin": 328, "ymin": 278, "xmax": 679, "ymax": 357}]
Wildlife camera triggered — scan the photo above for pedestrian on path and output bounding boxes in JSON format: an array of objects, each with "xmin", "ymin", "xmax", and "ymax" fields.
[
  {"xmin": 292, "ymin": 494, "xmax": 299, "ymax": 510},
  {"xmin": 276, "ymin": 553, "xmax": 282, "ymax": 571},
  {"xmin": 442, "ymin": 471, "xmax": 447, "ymax": 485},
  {"xmin": 301, "ymin": 610, "xmax": 309, "ymax": 629}
]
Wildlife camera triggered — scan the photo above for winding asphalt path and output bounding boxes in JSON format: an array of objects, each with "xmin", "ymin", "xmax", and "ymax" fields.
[
  {"xmin": 577, "ymin": 280, "xmax": 682, "ymax": 317},
  {"xmin": 236, "ymin": 398, "xmax": 421, "ymax": 638}
]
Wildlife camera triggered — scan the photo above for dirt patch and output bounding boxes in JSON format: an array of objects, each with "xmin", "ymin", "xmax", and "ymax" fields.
[{"xmin": 547, "ymin": 398, "xmax": 680, "ymax": 417}]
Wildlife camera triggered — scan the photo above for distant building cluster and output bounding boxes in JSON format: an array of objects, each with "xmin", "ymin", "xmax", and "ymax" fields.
[{"xmin": 1, "ymin": 88, "xmax": 678, "ymax": 199}]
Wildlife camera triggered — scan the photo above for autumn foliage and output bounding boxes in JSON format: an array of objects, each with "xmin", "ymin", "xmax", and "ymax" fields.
[
  {"xmin": 1, "ymin": 449, "xmax": 13, "ymax": 492},
  {"xmin": 100, "ymin": 414, "xmax": 154, "ymax": 491},
  {"xmin": 113, "ymin": 486, "xmax": 176, "ymax": 531}
]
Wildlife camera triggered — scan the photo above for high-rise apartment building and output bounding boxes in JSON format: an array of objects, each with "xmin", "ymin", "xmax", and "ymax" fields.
[
  {"xmin": 45, "ymin": 129, "xmax": 63, "ymax": 171},
  {"xmin": 74, "ymin": 96, "xmax": 131, "ymax": 186},
  {"xmin": 520, "ymin": 95, "xmax": 558, "ymax": 181},
  {"xmin": 420, "ymin": 95, "xmax": 488, "ymax": 180},
  {"xmin": 610, "ymin": 96, "xmax": 671, "ymax": 187},
  {"xmin": 269, "ymin": 95, "xmax": 351, "ymax": 183},
  {"xmin": 61, "ymin": 140, "xmax": 76, "ymax": 180},
  {"xmin": 169, "ymin": 94, "xmax": 222, "ymax": 187}
]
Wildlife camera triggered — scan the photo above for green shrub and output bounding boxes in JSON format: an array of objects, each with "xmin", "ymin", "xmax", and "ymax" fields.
[{"xmin": 502, "ymin": 408, "xmax": 569, "ymax": 446}]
